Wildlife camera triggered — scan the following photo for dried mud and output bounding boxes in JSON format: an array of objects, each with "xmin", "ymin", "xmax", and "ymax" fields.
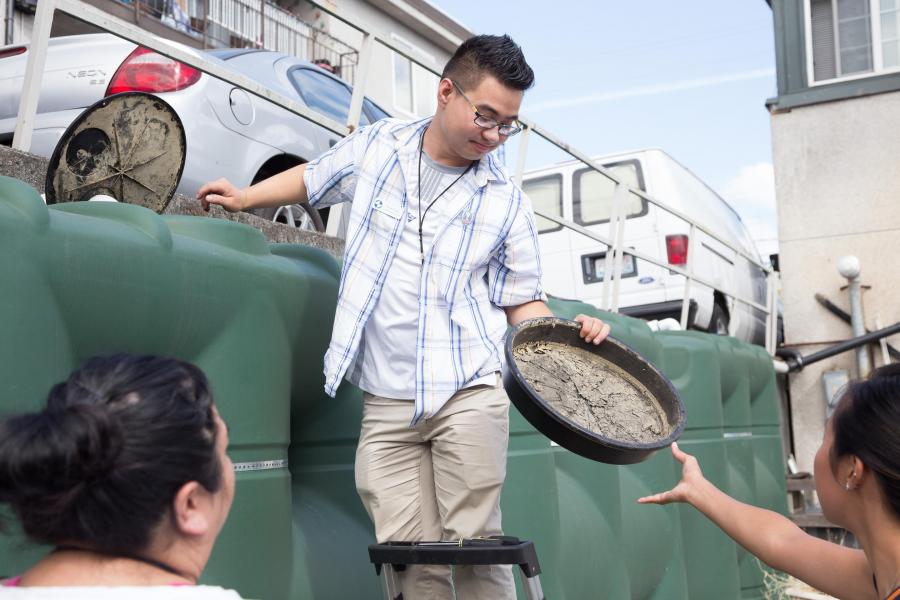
[{"xmin": 513, "ymin": 340, "xmax": 670, "ymax": 444}]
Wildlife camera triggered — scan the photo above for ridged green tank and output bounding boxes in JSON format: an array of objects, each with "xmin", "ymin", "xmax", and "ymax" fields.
[{"xmin": 0, "ymin": 178, "xmax": 787, "ymax": 599}]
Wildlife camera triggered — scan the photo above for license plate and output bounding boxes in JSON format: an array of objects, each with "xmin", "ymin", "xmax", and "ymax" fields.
[{"xmin": 590, "ymin": 253, "xmax": 636, "ymax": 280}]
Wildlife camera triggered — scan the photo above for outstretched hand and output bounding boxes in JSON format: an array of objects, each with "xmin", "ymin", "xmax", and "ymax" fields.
[
  {"xmin": 637, "ymin": 442, "xmax": 705, "ymax": 505},
  {"xmin": 196, "ymin": 178, "xmax": 245, "ymax": 213},
  {"xmin": 574, "ymin": 314, "xmax": 610, "ymax": 345}
]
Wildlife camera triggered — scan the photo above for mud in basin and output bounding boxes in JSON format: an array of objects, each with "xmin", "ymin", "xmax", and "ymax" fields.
[
  {"xmin": 502, "ymin": 317, "xmax": 685, "ymax": 464},
  {"xmin": 513, "ymin": 340, "xmax": 670, "ymax": 444}
]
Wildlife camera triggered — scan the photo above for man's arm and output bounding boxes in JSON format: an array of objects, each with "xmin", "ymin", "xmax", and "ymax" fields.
[
  {"xmin": 196, "ymin": 163, "xmax": 309, "ymax": 213},
  {"xmin": 504, "ymin": 301, "xmax": 610, "ymax": 345}
]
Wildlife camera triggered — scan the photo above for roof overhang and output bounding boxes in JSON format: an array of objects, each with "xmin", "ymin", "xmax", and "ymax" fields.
[{"xmin": 364, "ymin": 0, "xmax": 475, "ymax": 53}]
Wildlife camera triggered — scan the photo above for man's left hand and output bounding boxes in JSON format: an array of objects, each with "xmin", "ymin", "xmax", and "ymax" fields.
[{"xmin": 574, "ymin": 314, "xmax": 610, "ymax": 345}]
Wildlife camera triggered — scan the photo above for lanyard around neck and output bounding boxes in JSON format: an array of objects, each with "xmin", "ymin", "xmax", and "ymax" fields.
[{"xmin": 417, "ymin": 131, "xmax": 475, "ymax": 265}]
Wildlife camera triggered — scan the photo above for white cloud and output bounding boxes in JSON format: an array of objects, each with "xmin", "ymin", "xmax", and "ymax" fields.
[
  {"xmin": 525, "ymin": 68, "xmax": 776, "ymax": 113},
  {"xmin": 723, "ymin": 162, "xmax": 776, "ymax": 213},
  {"xmin": 722, "ymin": 162, "xmax": 778, "ymax": 256}
]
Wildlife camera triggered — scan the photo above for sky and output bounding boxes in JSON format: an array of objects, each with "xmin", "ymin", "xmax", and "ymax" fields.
[{"xmin": 431, "ymin": 0, "xmax": 779, "ymax": 258}]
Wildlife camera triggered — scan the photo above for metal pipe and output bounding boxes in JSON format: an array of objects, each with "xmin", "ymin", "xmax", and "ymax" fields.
[
  {"xmin": 772, "ymin": 359, "xmax": 789, "ymax": 374},
  {"xmin": 679, "ymin": 223, "xmax": 697, "ymax": 330},
  {"xmin": 837, "ymin": 256, "xmax": 870, "ymax": 377},
  {"xmin": 5, "ymin": 0, "xmax": 14, "ymax": 46},
  {"xmin": 814, "ymin": 292, "xmax": 900, "ymax": 361},
  {"xmin": 778, "ymin": 320, "xmax": 900, "ymax": 373}
]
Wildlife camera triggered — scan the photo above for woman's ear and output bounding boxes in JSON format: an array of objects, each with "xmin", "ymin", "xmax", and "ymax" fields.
[
  {"xmin": 846, "ymin": 456, "xmax": 867, "ymax": 490},
  {"xmin": 172, "ymin": 481, "xmax": 212, "ymax": 537}
]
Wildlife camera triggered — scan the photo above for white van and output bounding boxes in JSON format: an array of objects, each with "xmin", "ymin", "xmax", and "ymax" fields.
[{"xmin": 522, "ymin": 148, "xmax": 770, "ymax": 345}]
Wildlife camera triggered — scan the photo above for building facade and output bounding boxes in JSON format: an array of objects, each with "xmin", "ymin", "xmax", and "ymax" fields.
[{"xmin": 767, "ymin": 0, "xmax": 900, "ymax": 471}]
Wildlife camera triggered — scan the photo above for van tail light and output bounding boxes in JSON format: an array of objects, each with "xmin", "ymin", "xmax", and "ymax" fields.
[
  {"xmin": 0, "ymin": 46, "xmax": 26, "ymax": 60},
  {"xmin": 666, "ymin": 234, "xmax": 689, "ymax": 265},
  {"xmin": 106, "ymin": 47, "xmax": 201, "ymax": 96}
]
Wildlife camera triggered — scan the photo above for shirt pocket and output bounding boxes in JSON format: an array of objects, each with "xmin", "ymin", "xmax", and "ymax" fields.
[{"xmin": 369, "ymin": 196, "xmax": 403, "ymax": 240}]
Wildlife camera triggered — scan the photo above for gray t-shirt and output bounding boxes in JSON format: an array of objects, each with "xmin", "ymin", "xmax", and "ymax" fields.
[{"xmin": 351, "ymin": 151, "xmax": 492, "ymax": 399}]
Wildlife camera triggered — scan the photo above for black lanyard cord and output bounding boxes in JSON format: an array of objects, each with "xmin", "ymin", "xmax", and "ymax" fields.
[{"xmin": 417, "ymin": 131, "xmax": 474, "ymax": 265}]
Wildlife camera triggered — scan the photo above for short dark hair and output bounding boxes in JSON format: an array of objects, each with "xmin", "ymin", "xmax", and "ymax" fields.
[
  {"xmin": 441, "ymin": 34, "xmax": 534, "ymax": 92},
  {"xmin": 0, "ymin": 354, "xmax": 222, "ymax": 555},
  {"xmin": 831, "ymin": 363, "xmax": 900, "ymax": 518}
]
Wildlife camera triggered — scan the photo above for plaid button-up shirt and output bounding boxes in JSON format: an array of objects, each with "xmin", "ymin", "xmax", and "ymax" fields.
[{"xmin": 304, "ymin": 118, "xmax": 545, "ymax": 424}]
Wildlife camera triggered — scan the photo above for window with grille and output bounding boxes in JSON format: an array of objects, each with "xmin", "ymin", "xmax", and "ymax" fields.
[{"xmin": 808, "ymin": 0, "xmax": 900, "ymax": 82}]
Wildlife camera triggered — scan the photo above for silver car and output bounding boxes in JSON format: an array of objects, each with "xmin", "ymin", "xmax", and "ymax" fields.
[{"xmin": 0, "ymin": 33, "xmax": 390, "ymax": 230}]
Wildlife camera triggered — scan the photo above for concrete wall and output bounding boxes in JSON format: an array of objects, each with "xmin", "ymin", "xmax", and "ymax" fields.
[{"xmin": 771, "ymin": 90, "xmax": 900, "ymax": 471}]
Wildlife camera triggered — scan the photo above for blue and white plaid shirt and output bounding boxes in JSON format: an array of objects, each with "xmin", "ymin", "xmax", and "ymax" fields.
[{"xmin": 304, "ymin": 118, "xmax": 545, "ymax": 424}]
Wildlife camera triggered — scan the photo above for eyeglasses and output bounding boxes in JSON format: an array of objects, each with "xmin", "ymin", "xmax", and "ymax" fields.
[{"xmin": 450, "ymin": 80, "xmax": 523, "ymax": 137}]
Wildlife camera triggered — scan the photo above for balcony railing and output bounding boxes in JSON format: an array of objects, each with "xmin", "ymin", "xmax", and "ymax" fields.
[{"xmin": 115, "ymin": 0, "xmax": 358, "ymax": 82}]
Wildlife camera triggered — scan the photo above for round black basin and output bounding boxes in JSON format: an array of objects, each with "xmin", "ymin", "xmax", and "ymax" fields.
[{"xmin": 503, "ymin": 317, "xmax": 685, "ymax": 465}]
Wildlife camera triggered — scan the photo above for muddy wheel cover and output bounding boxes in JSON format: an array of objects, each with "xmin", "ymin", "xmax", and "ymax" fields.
[{"xmin": 45, "ymin": 92, "xmax": 186, "ymax": 213}]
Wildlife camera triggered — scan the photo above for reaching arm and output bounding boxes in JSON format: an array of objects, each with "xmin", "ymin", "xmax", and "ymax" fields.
[
  {"xmin": 196, "ymin": 164, "xmax": 309, "ymax": 213},
  {"xmin": 639, "ymin": 443, "xmax": 873, "ymax": 600}
]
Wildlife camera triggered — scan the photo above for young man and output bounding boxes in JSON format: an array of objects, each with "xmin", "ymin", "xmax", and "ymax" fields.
[{"xmin": 198, "ymin": 34, "xmax": 608, "ymax": 598}]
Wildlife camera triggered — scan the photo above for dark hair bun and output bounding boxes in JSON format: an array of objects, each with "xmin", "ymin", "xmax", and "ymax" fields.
[
  {"xmin": 0, "ymin": 354, "xmax": 221, "ymax": 554},
  {"xmin": 0, "ymin": 402, "xmax": 123, "ymax": 503}
]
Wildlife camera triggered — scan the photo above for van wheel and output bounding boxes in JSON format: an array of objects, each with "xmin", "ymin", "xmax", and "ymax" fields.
[{"xmin": 708, "ymin": 302, "xmax": 729, "ymax": 336}]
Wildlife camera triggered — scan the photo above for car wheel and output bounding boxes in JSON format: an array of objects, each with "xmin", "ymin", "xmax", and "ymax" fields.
[
  {"xmin": 252, "ymin": 203, "xmax": 325, "ymax": 233},
  {"xmin": 708, "ymin": 302, "xmax": 730, "ymax": 336}
]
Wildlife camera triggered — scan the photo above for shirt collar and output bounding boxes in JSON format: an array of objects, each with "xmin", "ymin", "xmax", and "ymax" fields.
[{"xmin": 392, "ymin": 118, "xmax": 508, "ymax": 187}]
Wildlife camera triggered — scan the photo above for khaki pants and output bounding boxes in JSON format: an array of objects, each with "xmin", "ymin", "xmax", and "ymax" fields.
[{"xmin": 355, "ymin": 382, "xmax": 516, "ymax": 600}]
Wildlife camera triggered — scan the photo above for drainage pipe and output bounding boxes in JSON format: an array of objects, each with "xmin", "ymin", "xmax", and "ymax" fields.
[
  {"xmin": 776, "ymin": 321, "xmax": 900, "ymax": 373},
  {"xmin": 837, "ymin": 256, "xmax": 870, "ymax": 377},
  {"xmin": 814, "ymin": 293, "xmax": 900, "ymax": 361}
]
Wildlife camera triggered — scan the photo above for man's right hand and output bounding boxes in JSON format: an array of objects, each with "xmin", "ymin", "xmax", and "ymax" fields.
[{"xmin": 196, "ymin": 178, "xmax": 246, "ymax": 213}]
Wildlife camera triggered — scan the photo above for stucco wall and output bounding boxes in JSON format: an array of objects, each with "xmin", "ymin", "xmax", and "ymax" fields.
[{"xmin": 771, "ymin": 90, "xmax": 900, "ymax": 472}]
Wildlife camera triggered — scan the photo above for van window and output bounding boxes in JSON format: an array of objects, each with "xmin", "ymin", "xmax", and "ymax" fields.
[
  {"xmin": 522, "ymin": 174, "xmax": 563, "ymax": 233},
  {"xmin": 574, "ymin": 160, "xmax": 647, "ymax": 226}
]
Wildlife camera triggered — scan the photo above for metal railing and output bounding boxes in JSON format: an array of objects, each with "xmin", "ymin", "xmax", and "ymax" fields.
[
  {"xmin": 108, "ymin": 0, "xmax": 358, "ymax": 81},
  {"xmin": 11, "ymin": 0, "xmax": 779, "ymax": 355}
]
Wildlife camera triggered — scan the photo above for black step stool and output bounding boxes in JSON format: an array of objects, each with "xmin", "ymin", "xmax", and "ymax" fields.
[{"xmin": 368, "ymin": 535, "xmax": 544, "ymax": 600}]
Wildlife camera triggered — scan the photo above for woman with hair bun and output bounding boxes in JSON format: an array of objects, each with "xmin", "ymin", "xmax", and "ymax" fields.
[
  {"xmin": 640, "ymin": 364, "xmax": 900, "ymax": 600},
  {"xmin": 0, "ymin": 354, "xmax": 239, "ymax": 597}
]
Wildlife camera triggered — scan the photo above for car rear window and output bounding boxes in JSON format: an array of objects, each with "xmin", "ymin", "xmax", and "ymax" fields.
[
  {"xmin": 289, "ymin": 66, "xmax": 355, "ymax": 124},
  {"xmin": 364, "ymin": 98, "xmax": 391, "ymax": 123},
  {"xmin": 573, "ymin": 160, "xmax": 647, "ymax": 226}
]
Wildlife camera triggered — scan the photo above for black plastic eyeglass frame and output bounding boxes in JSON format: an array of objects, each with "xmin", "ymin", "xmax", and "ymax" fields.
[{"xmin": 450, "ymin": 80, "xmax": 523, "ymax": 137}]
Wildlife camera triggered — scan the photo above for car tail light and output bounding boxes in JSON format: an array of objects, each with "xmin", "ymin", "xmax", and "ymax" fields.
[
  {"xmin": 666, "ymin": 234, "xmax": 689, "ymax": 265},
  {"xmin": 106, "ymin": 47, "xmax": 201, "ymax": 95},
  {"xmin": 0, "ymin": 46, "xmax": 26, "ymax": 60}
]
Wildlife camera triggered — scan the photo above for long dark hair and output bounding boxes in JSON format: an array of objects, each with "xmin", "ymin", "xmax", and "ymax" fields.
[
  {"xmin": 0, "ymin": 354, "xmax": 222, "ymax": 555},
  {"xmin": 832, "ymin": 363, "xmax": 900, "ymax": 518},
  {"xmin": 442, "ymin": 34, "xmax": 535, "ymax": 92}
]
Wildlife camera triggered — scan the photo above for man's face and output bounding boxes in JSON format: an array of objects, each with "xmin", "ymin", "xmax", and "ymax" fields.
[{"xmin": 437, "ymin": 75, "xmax": 524, "ymax": 163}]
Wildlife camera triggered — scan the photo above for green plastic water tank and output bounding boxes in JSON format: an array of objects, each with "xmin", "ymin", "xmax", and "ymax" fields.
[
  {"xmin": 747, "ymin": 344, "xmax": 788, "ymax": 516},
  {"xmin": 552, "ymin": 451, "xmax": 631, "ymax": 599},
  {"xmin": 0, "ymin": 177, "xmax": 301, "ymax": 598},
  {"xmin": 544, "ymin": 297, "xmax": 690, "ymax": 599},
  {"xmin": 714, "ymin": 336, "xmax": 765, "ymax": 599},
  {"xmin": 656, "ymin": 331, "xmax": 742, "ymax": 600}
]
